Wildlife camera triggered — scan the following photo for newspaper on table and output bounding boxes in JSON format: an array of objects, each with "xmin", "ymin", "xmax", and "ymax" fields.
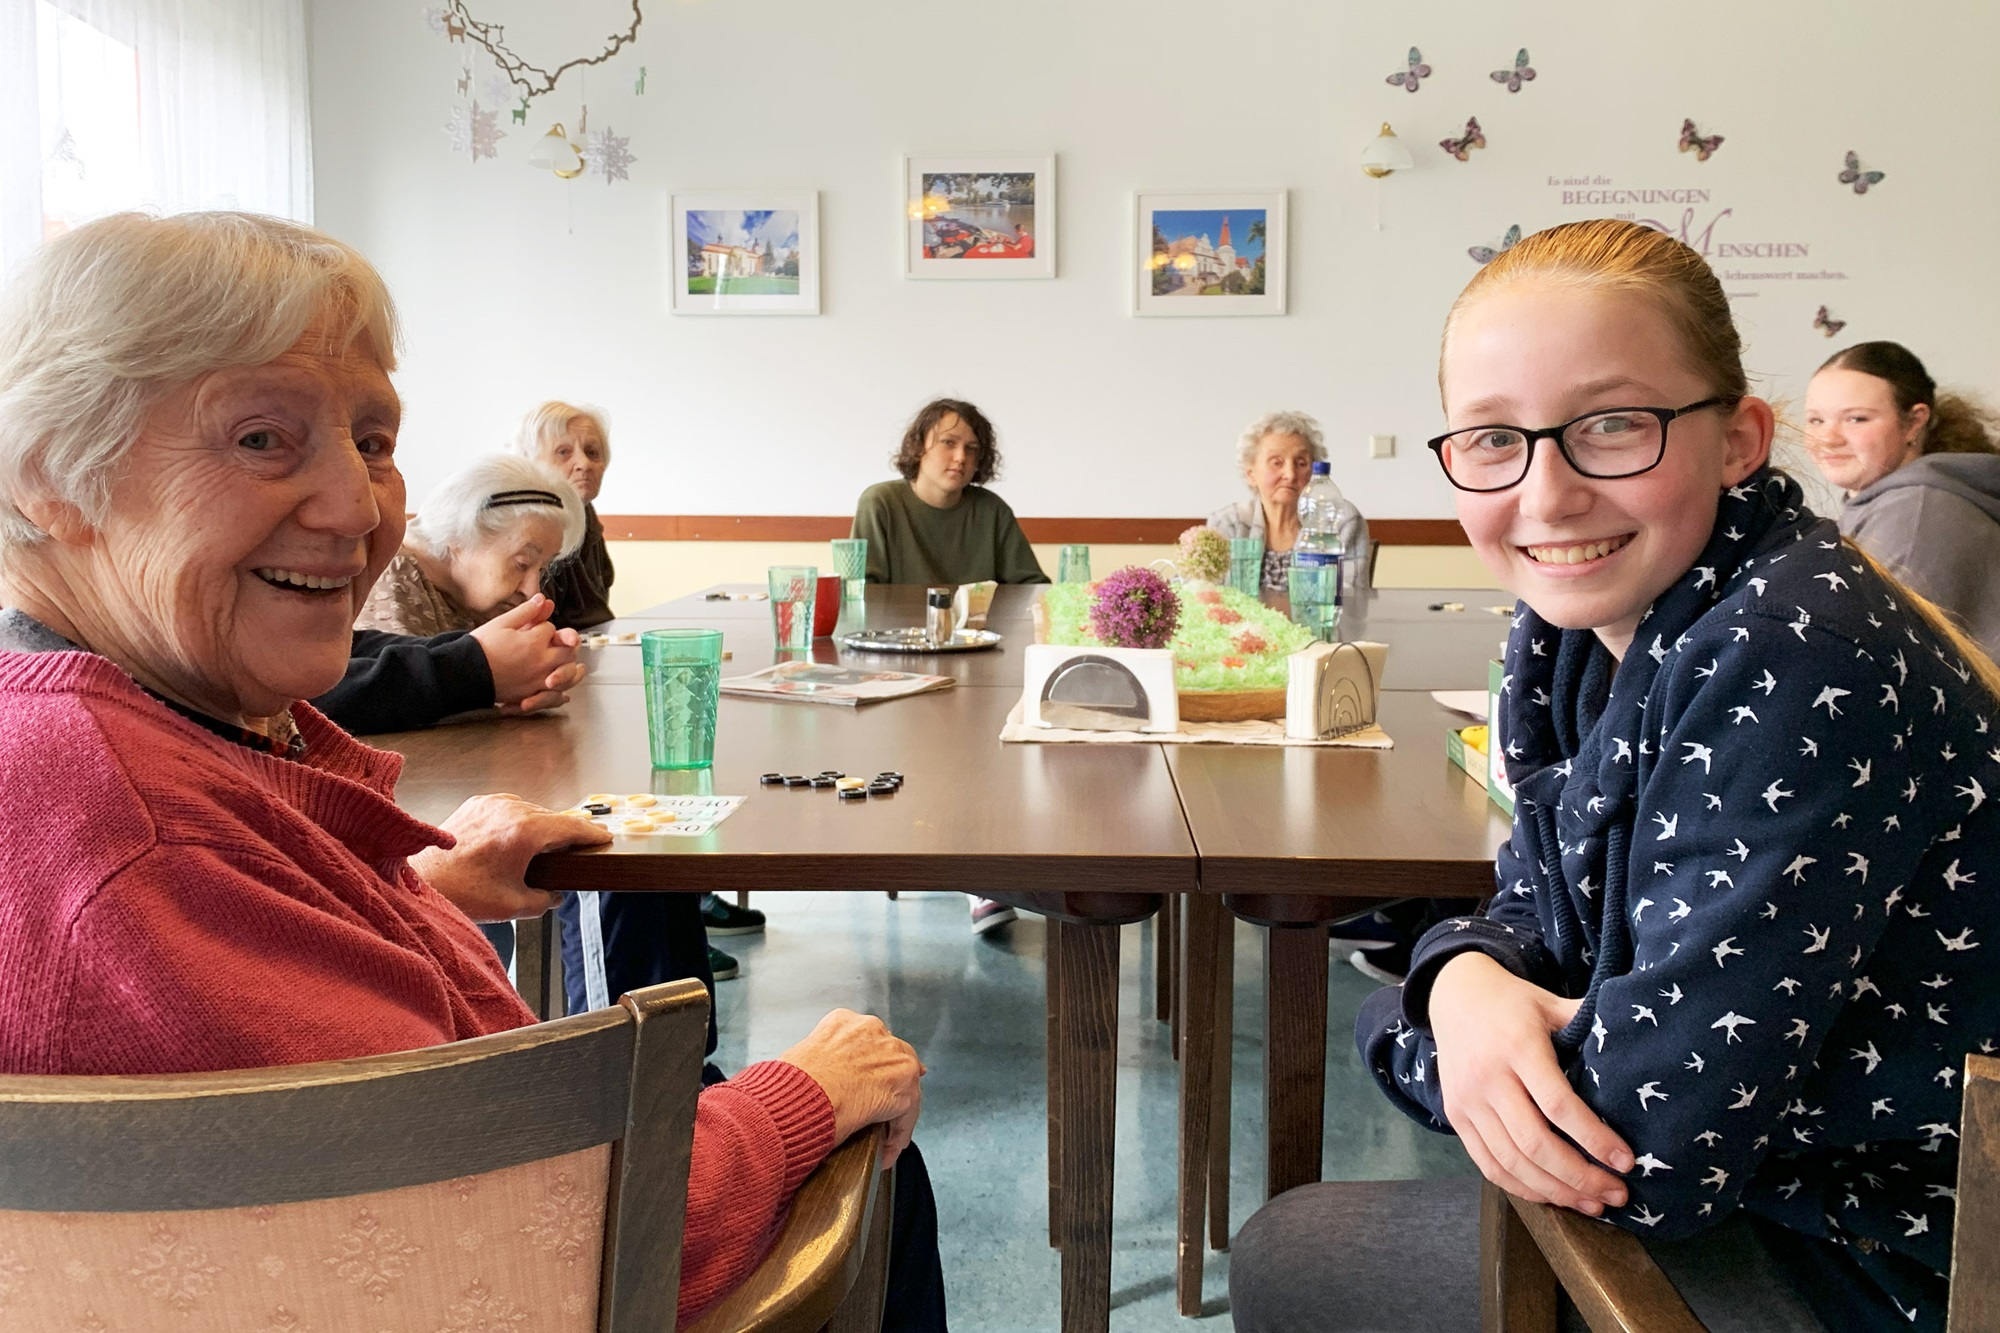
[{"xmin": 719, "ymin": 660, "xmax": 954, "ymax": 707}]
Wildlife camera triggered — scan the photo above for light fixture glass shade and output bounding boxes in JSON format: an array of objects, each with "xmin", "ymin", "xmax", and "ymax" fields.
[
  {"xmin": 1360, "ymin": 122, "xmax": 1415, "ymax": 179},
  {"xmin": 526, "ymin": 123, "xmax": 585, "ymax": 177}
]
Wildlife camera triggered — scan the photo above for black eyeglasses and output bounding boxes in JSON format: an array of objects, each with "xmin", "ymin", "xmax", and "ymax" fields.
[{"xmin": 1427, "ymin": 398, "xmax": 1729, "ymax": 493}]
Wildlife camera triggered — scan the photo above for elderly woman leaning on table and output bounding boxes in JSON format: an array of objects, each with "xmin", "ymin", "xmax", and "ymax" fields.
[
  {"xmin": 355, "ymin": 451, "xmax": 584, "ymax": 638},
  {"xmin": 512, "ymin": 399, "xmax": 617, "ymax": 630},
  {"xmin": 0, "ymin": 211, "xmax": 945, "ymax": 1330},
  {"xmin": 1208, "ymin": 409, "xmax": 1371, "ymax": 592}
]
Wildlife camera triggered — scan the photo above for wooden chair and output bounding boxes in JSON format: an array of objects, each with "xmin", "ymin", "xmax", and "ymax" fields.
[
  {"xmin": 0, "ymin": 979, "xmax": 892, "ymax": 1333},
  {"xmin": 1482, "ymin": 1053, "xmax": 2000, "ymax": 1332}
]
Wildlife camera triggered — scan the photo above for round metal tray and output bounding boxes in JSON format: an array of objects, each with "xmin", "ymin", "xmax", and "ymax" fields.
[{"xmin": 839, "ymin": 627, "xmax": 1003, "ymax": 654}]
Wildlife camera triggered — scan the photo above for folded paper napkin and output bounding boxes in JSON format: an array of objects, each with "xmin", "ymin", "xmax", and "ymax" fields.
[
  {"xmin": 998, "ymin": 697, "xmax": 1392, "ymax": 748},
  {"xmin": 954, "ymin": 580, "xmax": 997, "ymax": 628}
]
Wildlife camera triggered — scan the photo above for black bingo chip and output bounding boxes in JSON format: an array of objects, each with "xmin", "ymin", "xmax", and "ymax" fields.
[
  {"xmin": 838, "ymin": 787, "xmax": 869, "ymax": 801},
  {"xmin": 819, "ymin": 770, "xmax": 845, "ymax": 778},
  {"xmin": 875, "ymin": 772, "xmax": 903, "ymax": 782},
  {"xmin": 582, "ymin": 802, "xmax": 612, "ymax": 815},
  {"xmin": 810, "ymin": 777, "xmax": 836, "ymax": 789},
  {"xmin": 867, "ymin": 782, "xmax": 896, "ymax": 795},
  {"xmin": 759, "ymin": 773, "xmax": 785, "ymax": 786},
  {"xmin": 784, "ymin": 776, "xmax": 811, "ymax": 788}
]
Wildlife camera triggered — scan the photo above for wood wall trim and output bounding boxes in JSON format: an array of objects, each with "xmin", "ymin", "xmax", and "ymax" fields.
[{"xmin": 598, "ymin": 515, "xmax": 1469, "ymax": 546}]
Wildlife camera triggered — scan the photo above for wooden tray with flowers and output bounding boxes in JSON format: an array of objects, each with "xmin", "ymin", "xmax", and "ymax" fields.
[{"xmin": 1032, "ymin": 582, "xmax": 1310, "ymax": 723}]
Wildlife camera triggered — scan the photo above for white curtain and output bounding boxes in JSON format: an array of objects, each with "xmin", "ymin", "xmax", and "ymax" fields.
[{"xmin": 0, "ymin": 0, "xmax": 311, "ymax": 275}]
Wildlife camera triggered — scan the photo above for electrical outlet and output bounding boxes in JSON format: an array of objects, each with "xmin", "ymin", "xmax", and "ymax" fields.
[{"xmin": 1369, "ymin": 433, "xmax": 1396, "ymax": 459}]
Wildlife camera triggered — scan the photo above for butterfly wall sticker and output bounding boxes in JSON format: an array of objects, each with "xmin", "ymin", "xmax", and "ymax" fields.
[
  {"xmin": 1469, "ymin": 224, "xmax": 1521, "ymax": 265},
  {"xmin": 1814, "ymin": 306, "xmax": 1847, "ymax": 338},
  {"xmin": 1386, "ymin": 47, "xmax": 1431, "ymax": 92},
  {"xmin": 1839, "ymin": 151, "xmax": 1886, "ymax": 194},
  {"xmin": 1440, "ymin": 117, "xmax": 1485, "ymax": 162},
  {"xmin": 1678, "ymin": 119, "xmax": 1723, "ymax": 162},
  {"xmin": 1490, "ymin": 49, "xmax": 1535, "ymax": 92}
]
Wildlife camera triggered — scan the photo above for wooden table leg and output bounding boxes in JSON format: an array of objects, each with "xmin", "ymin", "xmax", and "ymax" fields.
[
  {"xmin": 1208, "ymin": 916, "xmax": 1233, "ymax": 1251},
  {"xmin": 1046, "ymin": 917, "xmax": 1064, "ymax": 1250},
  {"xmin": 1058, "ymin": 920, "xmax": 1121, "ymax": 1333},
  {"xmin": 1175, "ymin": 892, "xmax": 1227, "ymax": 1315},
  {"xmin": 1264, "ymin": 924, "xmax": 1329, "ymax": 1200},
  {"xmin": 1154, "ymin": 894, "xmax": 1178, "ymax": 1032}
]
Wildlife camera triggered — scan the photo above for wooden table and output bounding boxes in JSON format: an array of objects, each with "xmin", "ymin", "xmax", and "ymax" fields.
[
  {"xmin": 380, "ymin": 582, "xmax": 1513, "ymax": 1328},
  {"xmin": 379, "ymin": 650, "xmax": 1189, "ymax": 1333},
  {"xmin": 1160, "ymin": 691, "xmax": 1510, "ymax": 1313}
]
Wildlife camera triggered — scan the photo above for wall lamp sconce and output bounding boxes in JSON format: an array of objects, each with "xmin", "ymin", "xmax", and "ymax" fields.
[{"xmin": 1360, "ymin": 123, "xmax": 1414, "ymax": 179}]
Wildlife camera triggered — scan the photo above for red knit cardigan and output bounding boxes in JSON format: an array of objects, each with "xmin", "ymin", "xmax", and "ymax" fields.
[{"xmin": 0, "ymin": 649, "xmax": 834, "ymax": 1326}]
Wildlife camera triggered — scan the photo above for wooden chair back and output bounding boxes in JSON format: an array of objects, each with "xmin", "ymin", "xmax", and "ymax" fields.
[
  {"xmin": 0, "ymin": 978, "xmax": 708, "ymax": 1333},
  {"xmin": 1485, "ymin": 1052, "xmax": 2000, "ymax": 1332}
]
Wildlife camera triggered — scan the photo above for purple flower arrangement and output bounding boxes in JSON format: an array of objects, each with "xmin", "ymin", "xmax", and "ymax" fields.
[{"xmin": 1087, "ymin": 566, "xmax": 1182, "ymax": 650}]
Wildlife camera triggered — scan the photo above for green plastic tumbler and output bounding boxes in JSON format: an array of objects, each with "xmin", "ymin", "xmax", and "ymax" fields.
[
  {"xmin": 831, "ymin": 538, "xmax": 868, "ymax": 600},
  {"xmin": 642, "ymin": 628, "xmax": 723, "ymax": 769},
  {"xmin": 1058, "ymin": 544, "xmax": 1091, "ymax": 584}
]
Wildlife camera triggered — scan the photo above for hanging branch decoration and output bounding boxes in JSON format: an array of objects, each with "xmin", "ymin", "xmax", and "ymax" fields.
[
  {"xmin": 439, "ymin": 0, "xmax": 644, "ymax": 105},
  {"xmin": 635, "ymin": 66, "xmax": 648, "ymax": 95},
  {"xmin": 586, "ymin": 125, "xmax": 636, "ymax": 184}
]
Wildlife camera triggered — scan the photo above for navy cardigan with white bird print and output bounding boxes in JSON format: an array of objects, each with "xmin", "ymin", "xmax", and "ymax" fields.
[{"xmin": 1361, "ymin": 470, "xmax": 2000, "ymax": 1329}]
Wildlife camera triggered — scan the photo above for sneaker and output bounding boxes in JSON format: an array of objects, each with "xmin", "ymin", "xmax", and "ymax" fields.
[
  {"xmin": 708, "ymin": 945, "xmax": 740, "ymax": 981},
  {"xmin": 1349, "ymin": 940, "xmax": 1412, "ymax": 986},
  {"xmin": 1327, "ymin": 908, "xmax": 1408, "ymax": 953},
  {"xmin": 701, "ymin": 894, "xmax": 767, "ymax": 936},
  {"xmin": 970, "ymin": 897, "xmax": 1017, "ymax": 936}
]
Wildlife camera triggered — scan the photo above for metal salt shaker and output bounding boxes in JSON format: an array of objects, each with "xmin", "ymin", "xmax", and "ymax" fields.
[{"xmin": 925, "ymin": 586, "xmax": 956, "ymax": 646}]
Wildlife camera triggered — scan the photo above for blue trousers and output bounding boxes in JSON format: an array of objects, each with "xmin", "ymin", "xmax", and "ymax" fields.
[{"xmin": 556, "ymin": 891, "xmax": 718, "ymax": 1054}]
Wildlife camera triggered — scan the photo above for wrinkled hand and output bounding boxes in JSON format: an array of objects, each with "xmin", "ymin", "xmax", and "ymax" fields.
[
  {"xmin": 777, "ymin": 1010, "xmax": 926, "ymax": 1169},
  {"xmin": 470, "ymin": 597, "xmax": 586, "ymax": 714},
  {"xmin": 1429, "ymin": 952, "xmax": 1634, "ymax": 1216},
  {"xmin": 411, "ymin": 793, "xmax": 610, "ymax": 922}
]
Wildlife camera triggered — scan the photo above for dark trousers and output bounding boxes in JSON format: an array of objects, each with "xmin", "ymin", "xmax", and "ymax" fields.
[
  {"xmin": 883, "ymin": 1141, "xmax": 949, "ymax": 1331},
  {"xmin": 556, "ymin": 891, "xmax": 718, "ymax": 1054}
]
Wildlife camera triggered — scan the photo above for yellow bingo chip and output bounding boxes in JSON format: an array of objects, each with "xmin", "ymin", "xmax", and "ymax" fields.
[
  {"xmin": 585, "ymin": 793, "xmax": 617, "ymax": 805},
  {"xmin": 620, "ymin": 818, "xmax": 658, "ymax": 834},
  {"xmin": 625, "ymin": 794, "xmax": 658, "ymax": 807}
]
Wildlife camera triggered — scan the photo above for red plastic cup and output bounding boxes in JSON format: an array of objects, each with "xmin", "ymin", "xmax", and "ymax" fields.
[{"xmin": 812, "ymin": 574, "xmax": 841, "ymax": 636}]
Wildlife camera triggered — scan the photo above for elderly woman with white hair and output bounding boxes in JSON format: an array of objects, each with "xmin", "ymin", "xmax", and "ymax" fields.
[
  {"xmin": 513, "ymin": 400, "xmax": 616, "ymax": 629},
  {"xmin": 356, "ymin": 452, "xmax": 584, "ymax": 638},
  {"xmin": 0, "ymin": 211, "xmax": 943, "ymax": 1329},
  {"xmin": 1208, "ymin": 409, "xmax": 1371, "ymax": 591}
]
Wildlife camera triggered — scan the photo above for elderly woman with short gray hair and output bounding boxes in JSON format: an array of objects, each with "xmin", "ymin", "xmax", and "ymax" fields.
[
  {"xmin": 512, "ymin": 400, "xmax": 616, "ymax": 629},
  {"xmin": 0, "ymin": 210, "xmax": 941, "ymax": 1328},
  {"xmin": 356, "ymin": 452, "xmax": 585, "ymax": 638},
  {"xmin": 1207, "ymin": 409, "xmax": 1371, "ymax": 591}
]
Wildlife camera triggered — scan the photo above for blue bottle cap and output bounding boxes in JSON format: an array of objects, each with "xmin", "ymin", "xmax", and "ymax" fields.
[{"xmin": 1310, "ymin": 460, "xmax": 1331, "ymax": 476}]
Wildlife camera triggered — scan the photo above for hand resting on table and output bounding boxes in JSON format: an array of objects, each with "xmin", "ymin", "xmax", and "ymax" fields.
[{"xmin": 411, "ymin": 793, "xmax": 611, "ymax": 922}]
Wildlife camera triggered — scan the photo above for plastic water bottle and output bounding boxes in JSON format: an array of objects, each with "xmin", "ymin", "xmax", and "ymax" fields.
[{"xmin": 1294, "ymin": 461, "xmax": 1346, "ymax": 637}]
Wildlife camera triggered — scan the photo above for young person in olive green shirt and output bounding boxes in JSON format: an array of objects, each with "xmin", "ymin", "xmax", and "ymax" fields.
[
  {"xmin": 851, "ymin": 398, "xmax": 1046, "ymax": 937},
  {"xmin": 850, "ymin": 399, "xmax": 1048, "ymax": 587}
]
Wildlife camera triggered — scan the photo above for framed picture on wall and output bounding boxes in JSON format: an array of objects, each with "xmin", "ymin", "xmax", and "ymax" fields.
[
  {"xmin": 670, "ymin": 192, "xmax": 820, "ymax": 315},
  {"xmin": 1134, "ymin": 190, "xmax": 1286, "ymax": 316},
  {"xmin": 902, "ymin": 154, "xmax": 1056, "ymax": 279}
]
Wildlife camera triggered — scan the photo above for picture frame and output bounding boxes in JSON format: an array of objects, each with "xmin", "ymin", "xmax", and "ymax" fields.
[
  {"xmin": 670, "ymin": 192, "xmax": 820, "ymax": 315},
  {"xmin": 1133, "ymin": 189, "xmax": 1287, "ymax": 316},
  {"xmin": 902, "ymin": 154, "xmax": 1056, "ymax": 280}
]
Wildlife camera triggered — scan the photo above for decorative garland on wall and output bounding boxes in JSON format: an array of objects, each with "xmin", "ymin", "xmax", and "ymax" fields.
[{"xmin": 439, "ymin": 0, "xmax": 643, "ymax": 104}]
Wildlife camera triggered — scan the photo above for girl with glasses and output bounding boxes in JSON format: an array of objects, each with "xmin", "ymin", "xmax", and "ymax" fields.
[{"xmin": 1232, "ymin": 219, "xmax": 2000, "ymax": 1333}]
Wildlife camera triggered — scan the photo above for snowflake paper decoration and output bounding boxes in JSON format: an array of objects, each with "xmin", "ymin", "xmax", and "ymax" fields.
[
  {"xmin": 443, "ymin": 101, "xmax": 505, "ymax": 162},
  {"xmin": 585, "ymin": 126, "xmax": 635, "ymax": 184},
  {"xmin": 477, "ymin": 68, "xmax": 515, "ymax": 107},
  {"xmin": 421, "ymin": 6, "xmax": 446, "ymax": 34}
]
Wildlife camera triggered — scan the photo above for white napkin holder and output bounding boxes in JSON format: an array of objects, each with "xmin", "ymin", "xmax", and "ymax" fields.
[
  {"xmin": 1286, "ymin": 640, "xmax": 1387, "ymax": 740},
  {"xmin": 1023, "ymin": 643, "xmax": 1180, "ymax": 734}
]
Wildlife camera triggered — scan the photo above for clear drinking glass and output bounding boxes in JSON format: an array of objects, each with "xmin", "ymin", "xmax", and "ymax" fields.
[
  {"xmin": 1287, "ymin": 563, "xmax": 1342, "ymax": 641},
  {"xmin": 1228, "ymin": 536, "xmax": 1265, "ymax": 596},
  {"xmin": 641, "ymin": 629, "xmax": 724, "ymax": 770},
  {"xmin": 1058, "ymin": 544, "xmax": 1091, "ymax": 584},
  {"xmin": 831, "ymin": 538, "xmax": 868, "ymax": 600},
  {"xmin": 767, "ymin": 565, "xmax": 816, "ymax": 652}
]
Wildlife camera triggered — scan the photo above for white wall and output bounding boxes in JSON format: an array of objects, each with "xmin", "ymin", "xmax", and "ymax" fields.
[{"xmin": 308, "ymin": 0, "xmax": 2000, "ymax": 521}]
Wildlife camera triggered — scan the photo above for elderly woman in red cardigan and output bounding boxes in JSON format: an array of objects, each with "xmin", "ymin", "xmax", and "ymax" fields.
[{"xmin": 0, "ymin": 211, "xmax": 943, "ymax": 1329}]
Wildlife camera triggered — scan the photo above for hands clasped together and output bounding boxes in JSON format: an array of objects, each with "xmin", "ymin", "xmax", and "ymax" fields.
[{"xmin": 470, "ymin": 595, "xmax": 589, "ymax": 715}]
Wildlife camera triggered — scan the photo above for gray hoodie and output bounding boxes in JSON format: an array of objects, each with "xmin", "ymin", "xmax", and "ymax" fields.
[{"xmin": 1838, "ymin": 452, "xmax": 2000, "ymax": 661}]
